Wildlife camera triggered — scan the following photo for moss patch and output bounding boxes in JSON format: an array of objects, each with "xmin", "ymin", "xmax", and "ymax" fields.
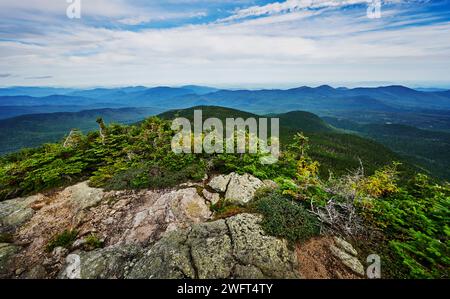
[{"xmin": 46, "ymin": 229, "xmax": 78, "ymax": 252}]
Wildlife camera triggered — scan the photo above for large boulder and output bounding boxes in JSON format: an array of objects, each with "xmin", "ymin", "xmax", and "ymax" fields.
[
  {"xmin": 119, "ymin": 188, "xmax": 212, "ymax": 245},
  {"xmin": 225, "ymin": 173, "xmax": 264, "ymax": 205},
  {"xmin": 329, "ymin": 240, "xmax": 364, "ymax": 277},
  {"xmin": 58, "ymin": 245, "xmax": 143, "ymax": 279},
  {"xmin": 128, "ymin": 220, "xmax": 235, "ymax": 279},
  {"xmin": 227, "ymin": 213, "xmax": 299, "ymax": 278},
  {"xmin": 0, "ymin": 195, "xmax": 41, "ymax": 234},
  {"xmin": 126, "ymin": 213, "xmax": 299, "ymax": 279},
  {"xmin": 0, "ymin": 243, "xmax": 19, "ymax": 277},
  {"xmin": 126, "ymin": 229, "xmax": 195, "ymax": 279},
  {"xmin": 208, "ymin": 173, "xmax": 233, "ymax": 193},
  {"xmin": 208, "ymin": 173, "xmax": 265, "ymax": 205},
  {"xmin": 187, "ymin": 220, "xmax": 234, "ymax": 279},
  {"xmin": 64, "ymin": 182, "xmax": 105, "ymax": 211}
]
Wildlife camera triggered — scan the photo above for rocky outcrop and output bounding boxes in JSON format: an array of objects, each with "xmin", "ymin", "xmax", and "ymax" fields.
[
  {"xmin": 330, "ymin": 237, "xmax": 364, "ymax": 276},
  {"xmin": 0, "ymin": 243, "xmax": 19, "ymax": 277},
  {"xmin": 0, "ymin": 194, "xmax": 40, "ymax": 234},
  {"xmin": 57, "ymin": 214, "xmax": 299, "ymax": 280},
  {"xmin": 112, "ymin": 187, "xmax": 212, "ymax": 245},
  {"xmin": 9, "ymin": 183, "xmax": 107, "ymax": 274},
  {"xmin": 225, "ymin": 174, "xmax": 264, "ymax": 205},
  {"xmin": 126, "ymin": 214, "xmax": 299, "ymax": 279},
  {"xmin": 208, "ymin": 173, "xmax": 265, "ymax": 205},
  {"xmin": 58, "ymin": 245, "xmax": 143, "ymax": 279},
  {"xmin": 0, "ymin": 174, "xmax": 297, "ymax": 279},
  {"xmin": 0, "ymin": 182, "xmax": 216, "ymax": 278},
  {"xmin": 0, "ymin": 173, "xmax": 362, "ymax": 280}
]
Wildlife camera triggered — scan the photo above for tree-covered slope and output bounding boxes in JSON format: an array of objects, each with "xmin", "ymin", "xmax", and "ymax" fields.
[
  {"xmin": 324, "ymin": 117, "xmax": 450, "ymax": 180},
  {"xmin": 0, "ymin": 107, "xmax": 164, "ymax": 155},
  {"xmin": 159, "ymin": 106, "xmax": 416, "ymax": 178},
  {"xmin": 0, "ymin": 105, "xmax": 418, "ymax": 181}
]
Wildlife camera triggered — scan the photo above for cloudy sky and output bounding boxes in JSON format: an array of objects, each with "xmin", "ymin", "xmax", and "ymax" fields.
[{"xmin": 0, "ymin": 0, "xmax": 449, "ymax": 88}]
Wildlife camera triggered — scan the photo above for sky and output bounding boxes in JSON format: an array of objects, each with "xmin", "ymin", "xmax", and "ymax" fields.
[{"xmin": 0, "ymin": 0, "xmax": 450, "ymax": 88}]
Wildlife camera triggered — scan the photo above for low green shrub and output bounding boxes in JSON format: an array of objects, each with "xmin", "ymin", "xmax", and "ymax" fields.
[
  {"xmin": 364, "ymin": 174, "xmax": 450, "ymax": 278},
  {"xmin": 252, "ymin": 192, "xmax": 320, "ymax": 245},
  {"xmin": 46, "ymin": 229, "xmax": 78, "ymax": 252},
  {"xmin": 95, "ymin": 163, "xmax": 207, "ymax": 191},
  {"xmin": 210, "ymin": 200, "xmax": 249, "ymax": 220},
  {"xmin": 0, "ymin": 233, "xmax": 13, "ymax": 243},
  {"xmin": 84, "ymin": 233, "xmax": 104, "ymax": 250}
]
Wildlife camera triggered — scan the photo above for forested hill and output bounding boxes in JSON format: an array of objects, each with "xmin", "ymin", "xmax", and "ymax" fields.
[
  {"xmin": 159, "ymin": 106, "xmax": 417, "ymax": 178},
  {"xmin": 0, "ymin": 105, "xmax": 422, "ymax": 179},
  {"xmin": 159, "ymin": 106, "xmax": 335, "ymax": 133},
  {"xmin": 324, "ymin": 117, "xmax": 450, "ymax": 180},
  {"xmin": 0, "ymin": 107, "xmax": 163, "ymax": 155}
]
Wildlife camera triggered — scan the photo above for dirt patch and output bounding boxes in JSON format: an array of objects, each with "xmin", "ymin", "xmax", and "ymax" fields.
[{"xmin": 297, "ymin": 236, "xmax": 360, "ymax": 279}]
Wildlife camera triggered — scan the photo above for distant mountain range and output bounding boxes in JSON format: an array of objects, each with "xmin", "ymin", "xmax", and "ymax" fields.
[{"xmin": 1, "ymin": 85, "xmax": 449, "ymax": 116}]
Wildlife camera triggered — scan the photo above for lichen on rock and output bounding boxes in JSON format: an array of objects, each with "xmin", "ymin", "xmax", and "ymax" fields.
[
  {"xmin": 0, "ymin": 243, "xmax": 19, "ymax": 277},
  {"xmin": 124, "ymin": 213, "xmax": 299, "ymax": 279}
]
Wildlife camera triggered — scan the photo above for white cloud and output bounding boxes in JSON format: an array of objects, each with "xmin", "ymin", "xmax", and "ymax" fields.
[
  {"xmin": 220, "ymin": 0, "xmax": 369, "ymax": 22},
  {"xmin": 220, "ymin": 0, "xmax": 416, "ymax": 22},
  {"xmin": 118, "ymin": 11, "xmax": 207, "ymax": 25},
  {"xmin": 0, "ymin": 1, "xmax": 448, "ymax": 87},
  {"xmin": 0, "ymin": 0, "xmax": 140, "ymax": 18},
  {"xmin": 0, "ymin": 0, "xmax": 207, "ymax": 27}
]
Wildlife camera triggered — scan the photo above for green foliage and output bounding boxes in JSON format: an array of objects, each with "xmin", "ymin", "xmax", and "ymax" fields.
[
  {"xmin": 0, "ymin": 143, "xmax": 90, "ymax": 200},
  {"xmin": 0, "ymin": 107, "xmax": 415, "ymax": 201},
  {"xmin": 0, "ymin": 233, "xmax": 13, "ymax": 243},
  {"xmin": 325, "ymin": 117, "xmax": 450, "ymax": 181},
  {"xmin": 273, "ymin": 133, "xmax": 329, "ymax": 205},
  {"xmin": 274, "ymin": 177, "xmax": 300, "ymax": 197},
  {"xmin": 365, "ymin": 174, "xmax": 450, "ymax": 278},
  {"xmin": 46, "ymin": 229, "xmax": 78, "ymax": 252},
  {"xmin": 0, "ymin": 117, "xmax": 210, "ymax": 199},
  {"xmin": 210, "ymin": 200, "xmax": 249, "ymax": 220},
  {"xmin": 359, "ymin": 162, "xmax": 400, "ymax": 199},
  {"xmin": 84, "ymin": 234, "xmax": 104, "ymax": 250},
  {"xmin": 252, "ymin": 192, "xmax": 320, "ymax": 245}
]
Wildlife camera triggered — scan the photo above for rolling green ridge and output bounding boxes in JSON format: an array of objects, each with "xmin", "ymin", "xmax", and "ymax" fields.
[
  {"xmin": 324, "ymin": 117, "xmax": 450, "ymax": 180},
  {"xmin": 0, "ymin": 107, "xmax": 164, "ymax": 155},
  {"xmin": 159, "ymin": 106, "xmax": 417, "ymax": 178},
  {"xmin": 0, "ymin": 105, "xmax": 428, "ymax": 179},
  {"xmin": 159, "ymin": 105, "xmax": 337, "ymax": 137},
  {"xmin": 319, "ymin": 109, "xmax": 450, "ymax": 132}
]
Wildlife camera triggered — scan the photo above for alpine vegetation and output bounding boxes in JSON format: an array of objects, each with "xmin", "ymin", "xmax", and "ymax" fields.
[{"xmin": 171, "ymin": 110, "xmax": 280, "ymax": 164}]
